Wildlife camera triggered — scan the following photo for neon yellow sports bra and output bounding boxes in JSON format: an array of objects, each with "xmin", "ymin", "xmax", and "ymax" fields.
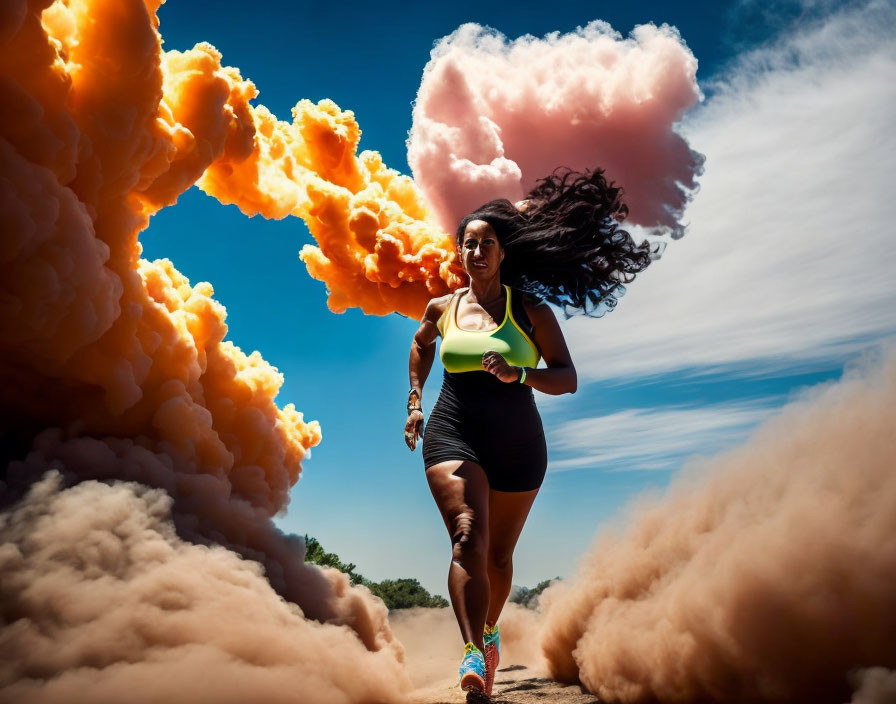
[{"xmin": 437, "ymin": 284, "xmax": 540, "ymax": 373}]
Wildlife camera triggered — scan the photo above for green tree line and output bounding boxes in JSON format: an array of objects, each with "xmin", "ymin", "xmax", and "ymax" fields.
[
  {"xmin": 303, "ymin": 534, "xmax": 560, "ymax": 611},
  {"xmin": 508, "ymin": 577, "xmax": 561, "ymax": 608},
  {"xmin": 303, "ymin": 535, "xmax": 449, "ymax": 609}
]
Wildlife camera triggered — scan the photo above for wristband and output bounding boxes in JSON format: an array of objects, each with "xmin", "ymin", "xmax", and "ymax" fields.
[
  {"xmin": 517, "ymin": 367, "xmax": 527, "ymax": 384},
  {"xmin": 407, "ymin": 388, "xmax": 421, "ymax": 410}
]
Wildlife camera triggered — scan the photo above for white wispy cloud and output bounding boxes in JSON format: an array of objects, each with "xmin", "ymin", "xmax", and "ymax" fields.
[
  {"xmin": 560, "ymin": 1, "xmax": 896, "ymax": 384},
  {"xmin": 547, "ymin": 396, "xmax": 784, "ymax": 472}
]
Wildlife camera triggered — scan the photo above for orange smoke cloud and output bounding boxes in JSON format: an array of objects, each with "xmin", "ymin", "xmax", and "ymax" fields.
[
  {"xmin": 0, "ymin": 0, "xmax": 433, "ymax": 699},
  {"xmin": 538, "ymin": 344, "xmax": 896, "ymax": 703},
  {"xmin": 150, "ymin": 41, "xmax": 464, "ymax": 317},
  {"xmin": 406, "ymin": 21, "xmax": 704, "ymax": 239}
]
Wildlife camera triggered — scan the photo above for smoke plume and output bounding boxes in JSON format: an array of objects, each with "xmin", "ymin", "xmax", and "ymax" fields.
[{"xmin": 0, "ymin": 0, "xmax": 424, "ymax": 699}]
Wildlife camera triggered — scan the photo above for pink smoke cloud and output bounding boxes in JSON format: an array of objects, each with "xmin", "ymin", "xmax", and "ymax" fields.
[{"xmin": 407, "ymin": 21, "xmax": 704, "ymax": 238}]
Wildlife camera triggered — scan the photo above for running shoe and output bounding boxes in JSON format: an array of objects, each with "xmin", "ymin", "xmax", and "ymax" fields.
[
  {"xmin": 483, "ymin": 623, "xmax": 501, "ymax": 695},
  {"xmin": 459, "ymin": 642, "xmax": 486, "ymax": 692}
]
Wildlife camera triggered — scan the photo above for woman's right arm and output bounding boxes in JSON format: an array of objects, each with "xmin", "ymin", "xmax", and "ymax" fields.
[{"xmin": 405, "ymin": 295, "xmax": 450, "ymax": 451}]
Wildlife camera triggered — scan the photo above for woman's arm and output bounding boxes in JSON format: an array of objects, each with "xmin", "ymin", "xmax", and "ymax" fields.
[
  {"xmin": 409, "ymin": 295, "xmax": 449, "ymax": 397},
  {"xmin": 405, "ymin": 295, "xmax": 450, "ymax": 450},
  {"xmin": 518, "ymin": 295, "xmax": 577, "ymax": 395}
]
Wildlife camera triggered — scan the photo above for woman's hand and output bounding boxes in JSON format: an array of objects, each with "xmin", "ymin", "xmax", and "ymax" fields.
[
  {"xmin": 482, "ymin": 351, "xmax": 521, "ymax": 383},
  {"xmin": 405, "ymin": 409, "xmax": 424, "ymax": 450}
]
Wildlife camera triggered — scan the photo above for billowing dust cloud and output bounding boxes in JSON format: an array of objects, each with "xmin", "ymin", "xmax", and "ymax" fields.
[
  {"xmin": 406, "ymin": 21, "xmax": 704, "ymax": 239},
  {"xmin": 538, "ymin": 344, "xmax": 896, "ymax": 704},
  {"xmin": 0, "ymin": 473, "xmax": 408, "ymax": 704}
]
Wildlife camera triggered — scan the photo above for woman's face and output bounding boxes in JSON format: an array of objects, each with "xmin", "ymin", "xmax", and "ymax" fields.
[{"xmin": 460, "ymin": 220, "xmax": 504, "ymax": 279}]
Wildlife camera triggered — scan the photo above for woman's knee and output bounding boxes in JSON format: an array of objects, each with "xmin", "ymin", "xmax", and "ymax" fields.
[
  {"xmin": 450, "ymin": 508, "xmax": 487, "ymax": 563},
  {"xmin": 487, "ymin": 548, "xmax": 513, "ymax": 573}
]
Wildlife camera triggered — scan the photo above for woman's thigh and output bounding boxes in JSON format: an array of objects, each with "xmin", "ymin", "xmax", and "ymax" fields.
[
  {"xmin": 488, "ymin": 487, "xmax": 539, "ymax": 566},
  {"xmin": 425, "ymin": 460, "xmax": 490, "ymax": 546}
]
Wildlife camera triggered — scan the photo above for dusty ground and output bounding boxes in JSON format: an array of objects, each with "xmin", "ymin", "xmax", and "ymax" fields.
[
  {"xmin": 391, "ymin": 606, "xmax": 600, "ymax": 704},
  {"xmin": 408, "ymin": 664, "xmax": 600, "ymax": 704}
]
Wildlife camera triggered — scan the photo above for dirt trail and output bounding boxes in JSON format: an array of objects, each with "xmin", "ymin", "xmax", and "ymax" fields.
[
  {"xmin": 390, "ymin": 606, "xmax": 595, "ymax": 703},
  {"xmin": 408, "ymin": 665, "xmax": 600, "ymax": 704}
]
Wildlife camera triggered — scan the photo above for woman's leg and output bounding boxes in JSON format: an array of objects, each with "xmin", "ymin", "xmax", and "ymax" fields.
[
  {"xmin": 425, "ymin": 459, "xmax": 491, "ymax": 650},
  {"xmin": 486, "ymin": 487, "xmax": 539, "ymax": 626}
]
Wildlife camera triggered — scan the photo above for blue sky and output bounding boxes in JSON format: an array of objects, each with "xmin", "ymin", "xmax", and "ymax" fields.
[{"xmin": 144, "ymin": 0, "xmax": 895, "ymax": 595}]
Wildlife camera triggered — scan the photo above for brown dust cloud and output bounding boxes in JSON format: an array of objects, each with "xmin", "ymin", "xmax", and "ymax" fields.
[
  {"xmin": 536, "ymin": 345, "xmax": 896, "ymax": 704},
  {"xmin": 2, "ymin": 1, "xmax": 893, "ymax": 703}
]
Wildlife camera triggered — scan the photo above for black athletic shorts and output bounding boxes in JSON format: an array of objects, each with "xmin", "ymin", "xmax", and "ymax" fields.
[{"xmin": 421, "ymin": 369, "xmax": 548, "ymax": 492}]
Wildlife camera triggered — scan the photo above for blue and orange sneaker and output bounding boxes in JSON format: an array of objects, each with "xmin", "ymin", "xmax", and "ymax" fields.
[
  {"xmin": 483, "ymin": 623, "xmax": 501, "ymax": 695},
  {"xmin": 459, "ymin": 642, "xmax": 486, "ymax": 692}
]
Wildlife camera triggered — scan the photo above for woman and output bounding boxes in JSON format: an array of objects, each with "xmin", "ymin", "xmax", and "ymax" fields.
[{"xmin": 404, "ymin": 168, "xmax": 654, "ymax": 697}]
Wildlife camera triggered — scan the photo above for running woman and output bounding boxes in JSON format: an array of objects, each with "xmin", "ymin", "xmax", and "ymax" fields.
[{"xmin": 404, "ymin": 168, "xmax": 655, "ymax": 696}]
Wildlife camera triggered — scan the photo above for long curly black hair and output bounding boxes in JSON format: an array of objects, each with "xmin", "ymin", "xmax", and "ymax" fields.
[{"xmin": 456, "ymin": 167, "xmax": 660, "ymax": 318}]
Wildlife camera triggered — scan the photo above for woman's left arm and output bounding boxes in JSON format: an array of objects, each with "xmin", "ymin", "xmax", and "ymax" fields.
[{"xmin": 520, "ymin": 296, "xmax": 577, "ymax": 395}]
